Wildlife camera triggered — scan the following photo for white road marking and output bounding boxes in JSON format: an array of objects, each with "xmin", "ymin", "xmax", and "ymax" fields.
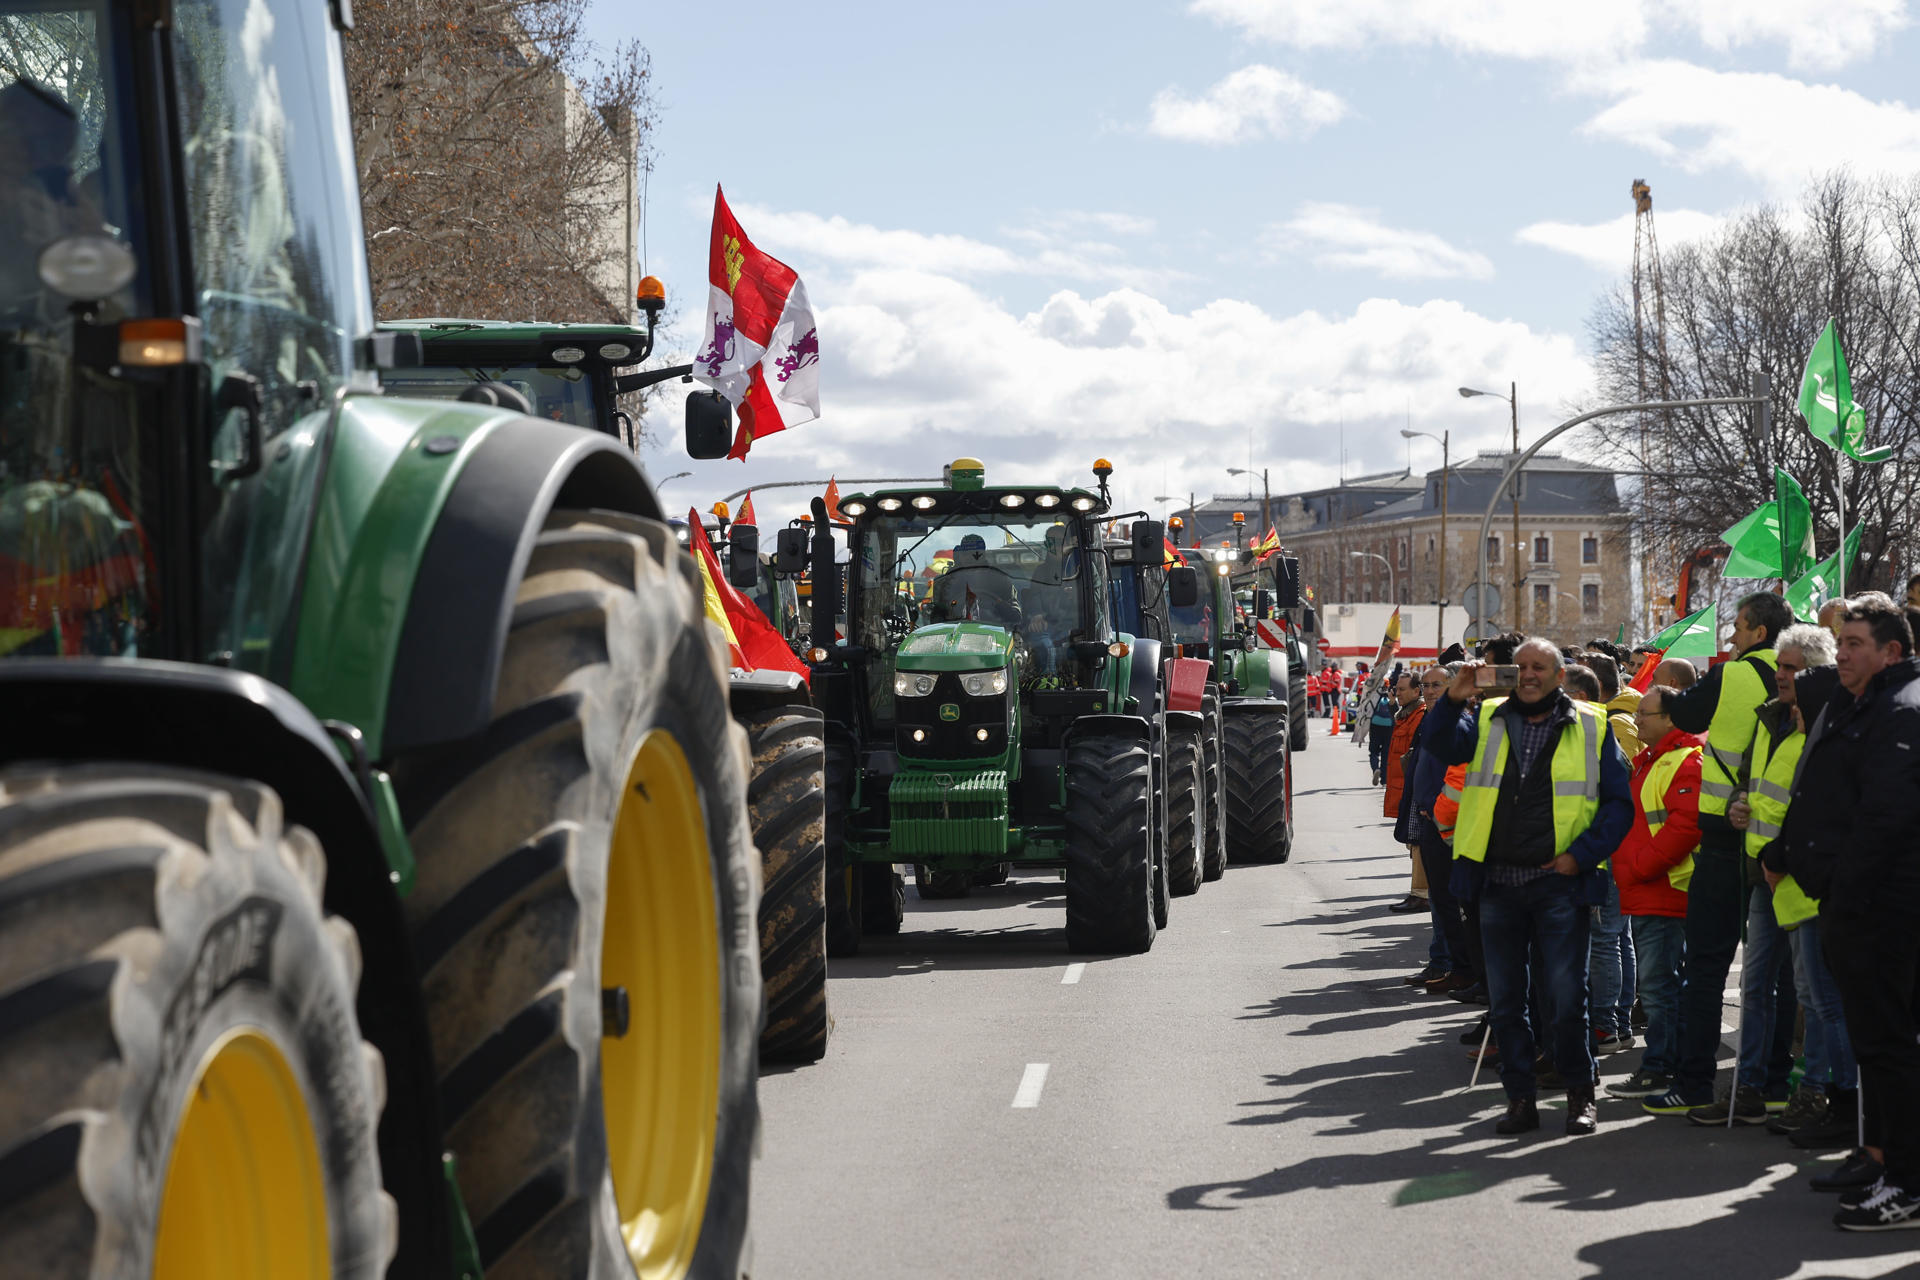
[
  {"xmin": 1061, "ymin": 963, "xmax": 1086, "ymax": 985},
  {"xmin": 1012, "ymin": 1063, "xmax": 1050, "ymax": 1108}
]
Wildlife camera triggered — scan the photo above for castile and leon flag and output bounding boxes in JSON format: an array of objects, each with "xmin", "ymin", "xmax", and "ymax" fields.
[{"xmin": 693, "ymin": 186, "xmax": 820, "ymax": 460}]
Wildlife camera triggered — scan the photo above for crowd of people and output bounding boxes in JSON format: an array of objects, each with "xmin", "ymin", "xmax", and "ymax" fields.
[{"xmin": 1337, "ymin": 584, "xmax": 1920, "ymax": 1233}]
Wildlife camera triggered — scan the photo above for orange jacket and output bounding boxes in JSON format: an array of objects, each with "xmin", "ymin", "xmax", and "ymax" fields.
[
  {"xmin": 1383, "ymin": 701, "xmax": 1426, "ymax": 818},
  {"xmin": 1611, "ymin": 727, "xmax": 1706, "ymax": 919},
  {"xmin": 1432, "ymin": 762, "xmax": 1466, "ymax": 842}
]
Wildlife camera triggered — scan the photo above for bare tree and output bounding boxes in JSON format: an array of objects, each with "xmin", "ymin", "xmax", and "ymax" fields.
[
  {"xmin": 344, "ymin": 0, "xmax": 656, "ymax": 322},
  {"xmin": 1587, "ymin": 172, "xmax": 1920, "ymax": 599}
]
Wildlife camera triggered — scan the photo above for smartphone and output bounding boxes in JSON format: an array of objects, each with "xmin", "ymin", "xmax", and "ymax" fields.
[{"xmin": 1476, "ymin": 664, "xmax": 1520, "ymax": 687}]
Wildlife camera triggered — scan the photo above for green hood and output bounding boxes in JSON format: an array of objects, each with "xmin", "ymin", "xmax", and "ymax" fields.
[{"xmin": 894, "ymin": 622, "xmax": 1014, "ymax": 671}]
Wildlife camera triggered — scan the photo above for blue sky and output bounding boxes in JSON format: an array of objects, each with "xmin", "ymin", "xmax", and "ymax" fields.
[{"xmin": 594, "ymin": 0, "xmax": 1920, "ymax": 523}]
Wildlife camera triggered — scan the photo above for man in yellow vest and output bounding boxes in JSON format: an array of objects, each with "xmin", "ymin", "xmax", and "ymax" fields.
[
  {"xmin": 1735, "ymin": 624, "xmax": 1858, "ymax": 1151},
  {"xmin": 1428, "ymin": 639, "xmax": 1633, "ymax": 1137},
  {"xmin": 1650, "ymin": 590, "xmax": 1791, "ymax": 1114}
]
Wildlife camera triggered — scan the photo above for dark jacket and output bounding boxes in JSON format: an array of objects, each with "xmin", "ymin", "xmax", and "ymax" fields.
[
  {"xmin": 1769, "ymin": 656, "xmax": 1920, "ymax": 909},
  {"xmin": 1394, "ymin": 706, "xmax": 1451, "ymax": 844},
  {"xmin": 1422, "ymin": 687, "xmax": 1634, "ymax": 904}
]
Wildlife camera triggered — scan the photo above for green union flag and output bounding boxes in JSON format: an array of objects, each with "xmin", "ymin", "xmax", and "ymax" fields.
[
  {"xmin": 1648, "ymin": 603, "xmax": 1718, "ymax": 660},
  {"xmin": 1721, "ymin": 502, "xmax": 1782, "ymax": 578},
  {"xmin": 1775, "ymin": 467, "xmax": 1815, "ymax": 582},
  {"xmin": 1785, "ymin": 525, "xmax": 1865, "ymax": 618},
  {"xmin": 1798, "ymin": 318, "xmax": 1894, "ymax": 464}
]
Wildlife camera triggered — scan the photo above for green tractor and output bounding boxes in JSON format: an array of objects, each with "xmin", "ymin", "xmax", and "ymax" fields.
[
  {"xmin": 0, "ymin": 3, "xmax": 759, "ymax": 1276},
  {"xmin": 386, "ymin": 320, "xmax": 831, "ymax": 1064},
  {"xmin": 788, "ymin": 457, "xmax": 1180, "ymax": 954},
  {"xmin": 1233, "ymin": 552, "xmax": 1312, "ymax": 752},
  {"xmin": 1169, "ymin": 544, "xmax": 1295, "ymax": 865}
]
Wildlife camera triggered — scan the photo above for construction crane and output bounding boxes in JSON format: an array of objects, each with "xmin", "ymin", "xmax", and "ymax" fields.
[{"xmin": 1631, "ymin": 178, "xmax": 1676, "ymax": 631}]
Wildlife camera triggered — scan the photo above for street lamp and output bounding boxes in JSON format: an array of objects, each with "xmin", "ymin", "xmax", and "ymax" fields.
[
  {"xmin": 1349, "ymin": 550, "xmax": 1394, "ymax": 606},
  {"xmin": 1226, "ymin": 466, "xmax": 1271, "ymax": 537},
  {"xmin": 1401, "ymin": 427, "xmax": 1449, "ymax": 650},
  {"xmin": 1460, "ymin": 383, "xmax": 1524, "ymax": 634},
  {"xmin": 657, "ymin": 470, "xmax": 692, "ymax": 487}
]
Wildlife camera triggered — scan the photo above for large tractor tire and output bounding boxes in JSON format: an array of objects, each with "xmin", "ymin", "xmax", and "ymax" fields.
[
  {"xmin": 972, "ymin": 862, "xmax": 1011, "ymax": 887},
  {"xmin": 743, "ymin": 706, "xmax": 828, "ymax": 1064},
  {"xmin": 860, "ymin": 864, "xmax": 904, "ymax": 935},
  {"xmin": 1200, "ymin": 690, "xmax": 1227, "ymax": 881},
  {"xmin": 0, "ymin": 765, "xmax": 392, "ymax": 1279},
  {"xmin": 1165, "ymin": 721, "xmax": 1204, "ymax": 897},
  {"xmin": 1290, "ymin": 686, "xmax": 1310, "ymax": 752},
  {"xmin": 1063, "ymin": 733, "xmax": 1155, "ymax": 955},
  {"xmin": 823, "ymin": 744, "xmax": 862, "ymax": 958},
  {"xmin": 391, "ymin": 509, "xmax": 759, "ymax": 1280},
  {"xmin": 914, "ymin": 864, "xmax": 972, "ymax": 900},
  {"xmin": 1223, "ymin": 703, "xmax": 1293, "ymax": 865}
]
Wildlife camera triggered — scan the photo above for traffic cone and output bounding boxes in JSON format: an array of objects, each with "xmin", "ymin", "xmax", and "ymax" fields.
[{"xmin": 1328, "ymin": 700, "xmax": 1343, "ymax": 736}]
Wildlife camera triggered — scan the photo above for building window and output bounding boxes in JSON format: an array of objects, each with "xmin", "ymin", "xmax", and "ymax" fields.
[
  {"xmin": 1400, "ymin": 584, "xmax": 1410, "ymax": 605},
  {"xmin": 1397, "ymin": 538, "xmax": 1408, "ymax": 569},
  {"xmin": 1582, "ymin": 535, "xmax": 1599, "ymax": 565},
  {"xmin": 1487, "ymin": 535, "xmax": 1500, "ymax": 563},
  {"xmin": 1426, "ymin": 536, "xmax": 1435, "ymax": 565},
  {"xmin": 1363, "ymin": 585, "xmax": 1373, "ymax": 603},
  {"xmin": 1533, "ymin": 535, "xmax": 1551, "ymax": 565},
  {"xmin": 1583, "ymin": 583, "xmax": 1600, "ymax": 614},
  {"xmin": 1533, "ymin": 583, "xmax": 1551, "ymax": 609}
]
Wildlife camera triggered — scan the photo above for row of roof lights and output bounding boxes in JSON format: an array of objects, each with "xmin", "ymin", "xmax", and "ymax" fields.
[{"xmin": 842, "ymin": 491, "xmax": 1096, "ymax": 519}]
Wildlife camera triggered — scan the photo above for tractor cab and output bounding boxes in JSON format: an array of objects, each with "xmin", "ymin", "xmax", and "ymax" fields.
[{"xmin": 379, "ymin": 319, "xmax": 656, "ymax": 440}]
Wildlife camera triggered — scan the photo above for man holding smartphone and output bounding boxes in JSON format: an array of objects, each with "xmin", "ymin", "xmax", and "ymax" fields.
[{"xmin": 1423, "ymin": 640, "xmax": 1634, "ymax": 1137}]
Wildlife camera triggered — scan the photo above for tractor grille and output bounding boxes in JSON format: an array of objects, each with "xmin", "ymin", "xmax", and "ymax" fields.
[
  {"xmin": 894, "ymin": 672, "xmax": 1008, "ymax": 759},
  {"xmin": 888, "ymin": 770, "xmax": 1010, "ymax": 855}
]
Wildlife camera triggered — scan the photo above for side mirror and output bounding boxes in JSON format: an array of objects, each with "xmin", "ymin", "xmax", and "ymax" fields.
[
  {"xmin": 1168, "ymin": 565, "xmax": 1200, "ymax": 609},
  {"xmin": 1130, "ymin": 519, "xmax": 1164, "ymax": 562},
  {"xmin": 1274, "ymin": 556, "xmax": 1301, "ymax": 610},
  {"xmin": 685, "ymin": 390, "xmax": 732, "ymax": 460},
  {"xmin": 727, "ymin": 524, "xmax": 760, "ymax": 589},
  {"xmin": 1253, "ymin": 589, "xmax": 1273, "ymax": 620},
  {"xmin": 775, "ymin": 527, "xmax": 808, "ymax": 576}
]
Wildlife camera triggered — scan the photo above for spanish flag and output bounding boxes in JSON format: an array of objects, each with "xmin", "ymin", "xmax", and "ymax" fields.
[
  {"xmin": 737, "ymin": 491, "xmax": 757, "ymax": 526},
  {"xmin": 1254, "ymin": 526, "xmax": 1279, "ymax": 556},
  {"xmin": 685, "ymin": 508, "xmax": 809, "ymax": 681}
]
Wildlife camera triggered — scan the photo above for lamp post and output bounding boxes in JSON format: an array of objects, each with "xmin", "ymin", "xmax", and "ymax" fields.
[
  {"xmin": 1400, "ymin": 427, "xmax": 1448, "ymax": 650},
  {"xmin": 657, "ymin": 470, "xmax": 692, "ymax": 487},
  {"xmin": 1350, "ymin": 550, "xmax": 1394, "ymax": 607},
  {"xmin": 1227, "ymin": 467, "xmax": 1271, "ymax": 540},
  {"xmin": 1460, "ymin": 383, "xmax": 1523, "ymax": 632}
]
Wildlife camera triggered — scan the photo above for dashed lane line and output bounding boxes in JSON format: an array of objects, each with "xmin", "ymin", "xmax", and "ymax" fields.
[
  {"xmin": 1061, "ymin": 963, "xmax": 1086, "ymax": 985},
  {"xmin": 1012, "ymin": 1063, "xmax": 1050, "ymax": 1109}
]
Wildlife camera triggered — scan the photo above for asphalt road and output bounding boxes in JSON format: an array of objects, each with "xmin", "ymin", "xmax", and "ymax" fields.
[{"xmin": 751, "ymin": 730, "xmax": 1920, "ymax": 1279}]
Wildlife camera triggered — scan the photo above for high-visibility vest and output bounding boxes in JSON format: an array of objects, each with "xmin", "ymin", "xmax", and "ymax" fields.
[
  {"xmin": 1453, "ymin": 698, "xmax": 1606, "ymax": 864},
  {"xmin": 1743, "ymin": 713, "xmax": 1818, "ymax": 928},
  {"xmin": 1699, "ymin": 650, "xmax": 1777, "ymax": 818},
  {"xmin": 1433, "ymin": 763, "xmax": 1465, "ymax": 843},
  {"xmin": 1641, "ymin": 742, "xmax": 1701, "ymax": 891}
]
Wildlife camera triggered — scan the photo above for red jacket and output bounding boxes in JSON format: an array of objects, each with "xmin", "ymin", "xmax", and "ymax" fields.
[
  {"xmin": 1611, "ymin": 727, "xmax": 1705, "ymax": 918},
  {"xmin": 1383, "ymin": 701, "xmax": 1426, "ymax": 818}
]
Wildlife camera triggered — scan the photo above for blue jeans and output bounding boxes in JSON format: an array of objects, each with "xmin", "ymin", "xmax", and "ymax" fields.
[
  {"xmin": 1793, "ymin": 918, "xmax": 1858, "ymax": 1091},
  {"xmin": 1589, "ymin": 875, "xmax": 1633, "ymax": 1036},
  {"xmin": 1480, "ymin": 874, "xmax": 1595, "ymax": 1099},
  {"xmin": 1738, "ymin": 882, "xmax": 1798, "ymax": 1095},
  {"xmin": 1630, "ymin": 913, "xmax": 1685, "ymax": 1077},
  {"xmin": 1368, "ymin": 724, "xmax": 1392, "ymax": 774}
]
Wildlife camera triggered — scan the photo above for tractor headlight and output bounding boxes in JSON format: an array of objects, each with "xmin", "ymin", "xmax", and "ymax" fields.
[
  {"xmin": 894, "ymin": 671, "xmax": 938, "ymax": 697},
  {"xmin": 960, "ymin": 669, "xmax": 1007, "ymax": 697}
]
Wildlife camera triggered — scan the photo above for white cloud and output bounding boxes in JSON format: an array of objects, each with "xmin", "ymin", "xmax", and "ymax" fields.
[
  {"xmin": 1146, "ymin": 65, "xmax": 1347, "ymax": 145},
  {"xmin": 1578, "ymin": 60, "xmax": 1920, "ymax": 191},
  {"xmin": 731, "ymin": 205, "xmax": 1189, "ymax": 290},
  {"xmin": 1515, "ymin": 207, "xmax": 1727, "ymax": 270},
  {"xmin": 1265, "ymin": 203, "xmax": 1494, "ymax": 279},
  {"xmin": 651, "ymin": 210, "xmax": 1591, "ymax": 528},
  {"xmin": 1187, "ymin": 0, "xmax": 1907, "ymax": 70}
]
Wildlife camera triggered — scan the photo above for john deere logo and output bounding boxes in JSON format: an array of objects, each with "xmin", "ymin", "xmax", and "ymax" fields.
[{"xmin": 939, "ymin": 703, "xmax": 960, "ymax": 721}]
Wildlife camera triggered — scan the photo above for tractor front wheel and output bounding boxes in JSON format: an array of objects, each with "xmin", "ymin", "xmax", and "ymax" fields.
[
  {"xmin": 1200, "ymin": 690, "xmax": 1227, "ymax": 881},
  {"xmin": 1223, "ymin": 703, "xmax": 1293, "ymax": 865},
  {"xmin": 0, "ymin": 766, "xmax": 392, "ymax": 1280},
  {"xmin": 914, "ymin": 865, "xmax": 973, "ymax": 900},
  {"xmin": 1063, "ymin": 733, "xmax": 1155, "ymax": 954},
  {"xmin": 861, "ymin": 864, "xmax": 905, "ymax": 934},
  {"xmin": 1165, "ymin": 721, "xmax": 1204, "ymax": 896}
]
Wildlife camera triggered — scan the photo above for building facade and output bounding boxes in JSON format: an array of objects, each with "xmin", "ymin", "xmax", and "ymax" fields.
[{"xmin": 1175, "ymin": 453, "xmax": 1634, "ymax": 651}]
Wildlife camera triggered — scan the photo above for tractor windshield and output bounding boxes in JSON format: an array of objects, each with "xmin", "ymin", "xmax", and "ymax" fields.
[
  {"xmin": 854, "ymin": 508, "xmax": 1099, "ymax": 721},
  {"xmin": 0, "ymin": 0, "xmax": 156, "ymax": 658},
  {"xmin": 382, "ymin": 363, "xmax": 602, "ymax": 430}
]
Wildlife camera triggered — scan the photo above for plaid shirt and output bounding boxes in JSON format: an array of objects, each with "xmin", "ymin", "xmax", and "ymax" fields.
[{"xmin": 1484, "ymin": 700, "xmax": 1566, "ymax": 886}]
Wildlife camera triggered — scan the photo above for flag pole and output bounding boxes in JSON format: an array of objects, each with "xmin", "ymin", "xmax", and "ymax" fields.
[{"xmin": 1834, "ymin": 453, "xmax": 1847, "ymax": 601}]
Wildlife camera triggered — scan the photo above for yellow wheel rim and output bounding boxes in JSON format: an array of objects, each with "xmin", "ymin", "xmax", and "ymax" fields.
[
  {"xmin": 603, "ymin": 730, "xmax": 723, "ymax": 1279},
  {"xmin": 153, "ymin": 1028, "xmax": 330, "ymax": 1280}
]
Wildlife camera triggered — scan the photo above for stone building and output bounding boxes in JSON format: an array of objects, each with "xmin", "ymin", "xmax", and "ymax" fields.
[{"xmin": 1174, "ymin": 452, "xmax": 1635, "ymax": 650}]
